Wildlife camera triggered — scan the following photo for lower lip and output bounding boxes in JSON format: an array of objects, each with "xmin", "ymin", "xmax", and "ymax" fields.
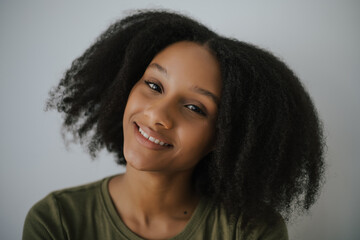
[{"xmin": 133, "ymin": 123, "xmax": 172, "ymax": 150}]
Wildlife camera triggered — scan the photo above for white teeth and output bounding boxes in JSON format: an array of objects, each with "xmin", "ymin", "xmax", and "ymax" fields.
[{"xmin": 138, "ymin": 127, "xmax": 169, "ymax": 146}]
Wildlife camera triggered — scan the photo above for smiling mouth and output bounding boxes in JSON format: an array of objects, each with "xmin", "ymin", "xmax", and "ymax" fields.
[
  {"xmin": 138, "ymin": 127, "xmax": 171, "ymax": 146},
  {"xmin": 134, "ymin": 122, "xmax": 173, "ymax": 148}
]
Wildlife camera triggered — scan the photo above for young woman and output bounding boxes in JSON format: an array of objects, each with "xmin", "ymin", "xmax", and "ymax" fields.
[{"xmin": 23, "ymin": 10, "xmax": 325, "ymax": 240}]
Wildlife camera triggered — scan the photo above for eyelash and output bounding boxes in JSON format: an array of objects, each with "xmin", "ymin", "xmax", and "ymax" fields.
[
  {"xmin": 145, "ymin": 80, "xmax": 162, "ymax": 93},
  {"xmin": 144, "ymin": 80, "xmax": 207, "ymax": 116}
]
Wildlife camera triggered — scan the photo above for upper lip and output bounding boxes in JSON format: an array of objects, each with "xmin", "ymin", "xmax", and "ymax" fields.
[{"xmin": 135, "ymin": 122, "xmax": 173, "ymax": 146}]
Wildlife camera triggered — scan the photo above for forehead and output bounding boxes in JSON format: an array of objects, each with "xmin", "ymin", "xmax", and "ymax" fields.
[{"xmin": 148, "ymin": 41, "xmax": 222, "ymax": 96}]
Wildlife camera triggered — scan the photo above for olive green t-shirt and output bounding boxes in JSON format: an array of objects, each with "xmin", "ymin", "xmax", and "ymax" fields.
[{"xmin": 23, "ymin": 176, "xmax": 288, "ymax": 240}]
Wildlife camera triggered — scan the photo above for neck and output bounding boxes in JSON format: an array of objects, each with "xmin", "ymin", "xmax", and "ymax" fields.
[
  {"xmin": 112, "ymin": 166, "xmax": 199, "ymax": 222},
  {"xmin": 129, "ymin": 167, "xmax": 196, "ymax": 214}
]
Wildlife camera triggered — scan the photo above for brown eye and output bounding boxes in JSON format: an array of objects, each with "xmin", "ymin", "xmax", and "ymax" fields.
[
  {"xmin": 145, "ymin": 80, "xmax": 162, "ymax": 93},
  {"xmin": 186, "ymin": 104, "xmax": 206, "ymax": 116}
]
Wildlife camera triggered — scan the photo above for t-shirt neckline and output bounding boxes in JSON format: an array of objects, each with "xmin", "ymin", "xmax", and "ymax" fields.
[{"xmin": 100, "ymin": 175, "xmax": 213, "ymax": 239}]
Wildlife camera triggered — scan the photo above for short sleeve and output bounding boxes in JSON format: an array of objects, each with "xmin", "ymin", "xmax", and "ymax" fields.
[{"xmin": 22, "ymin": 194, "xmax": 66, "ymax": 240}]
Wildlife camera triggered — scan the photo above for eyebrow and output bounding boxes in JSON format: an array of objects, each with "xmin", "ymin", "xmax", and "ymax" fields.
[
  {"xmin": 191, "ymin": 86, "xmax": 220, "ymax": 105},
  {"xmin": 148, "ymin": 62, "xmax": 220, "ymax": 105},
  {"xmin": 148, "ymin": 63, "xmax": 168, "ymax": 78}
]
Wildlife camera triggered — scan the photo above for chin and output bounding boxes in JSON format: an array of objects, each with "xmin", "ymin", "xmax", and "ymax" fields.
[{"xmin": 124, "ymin": 150, "xmax": 164, "ymax": 172}]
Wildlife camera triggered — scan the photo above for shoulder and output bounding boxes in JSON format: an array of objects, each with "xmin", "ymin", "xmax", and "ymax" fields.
[
  {"xmin": 198, "ymin": 200, "xmax": 288, "ymax": 240},
  {"xmin": 236, "ymin": 208, "xmax": 289, "ymax": 240},
  {"xmin": 22, "ymin": 177, "xmax": 111, "ymax": 240},
  {"xmin": 36, "ymin": 177, "xmax": 104, "ymax": 214},
  {"xmin": 50, "ymin": 177, "xmax": 104, "ymax": 206}
]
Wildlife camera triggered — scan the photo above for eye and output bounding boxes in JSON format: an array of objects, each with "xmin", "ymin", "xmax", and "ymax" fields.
[
  {"xmin": 145, "ymin": 80, "xmax": 162, "ymax": 93},
  {"xmin": 186, "ymin": 104, "xmax": 206, "ymax": 116}
]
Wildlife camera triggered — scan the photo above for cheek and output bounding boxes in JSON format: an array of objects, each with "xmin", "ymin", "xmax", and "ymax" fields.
[
  {"xmin": 179, "ymin": 121, "xmax": 216, "ymax": 157},
  {"xmin": 123, "ymin": 88, "xmax": 145, "ymax": 122}
]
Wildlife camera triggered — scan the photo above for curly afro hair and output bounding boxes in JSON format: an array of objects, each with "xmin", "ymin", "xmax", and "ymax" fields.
[{"xmin": 46, "ymin": 9, "xmax": 325, "ymax": 229}]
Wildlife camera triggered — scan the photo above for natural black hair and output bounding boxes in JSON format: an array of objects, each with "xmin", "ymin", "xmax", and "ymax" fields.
[{"xmin": 46, "ymin": 9, "xmax": 325, "ymax": 231}]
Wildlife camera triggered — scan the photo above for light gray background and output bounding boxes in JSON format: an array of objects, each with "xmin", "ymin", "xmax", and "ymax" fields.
[{"xmin": 1, "ymin": 0, "xmax": 359, "ymax": 239}]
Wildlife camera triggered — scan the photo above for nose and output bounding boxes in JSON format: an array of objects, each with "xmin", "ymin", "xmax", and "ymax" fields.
[{"xmin": 144, "ymin": 99, "xmax": 174, "ymax": 130}]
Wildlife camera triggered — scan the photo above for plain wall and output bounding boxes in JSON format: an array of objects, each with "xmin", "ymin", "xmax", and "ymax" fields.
[{"xmin": 1, "ymin": 0, "xmax": 359, "ymax": 239}]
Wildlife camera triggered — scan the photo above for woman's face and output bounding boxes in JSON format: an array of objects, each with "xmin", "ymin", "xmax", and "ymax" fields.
[{"xmin": 122, "ymin": 41, "xmax": 221, "ymax": 174}]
